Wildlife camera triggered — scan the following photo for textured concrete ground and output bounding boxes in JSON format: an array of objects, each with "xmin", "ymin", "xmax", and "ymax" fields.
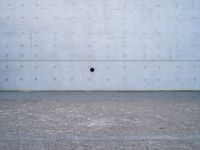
[{"xmin": 0, "ymin": 92, "xmax": 200, "ymax": 150}]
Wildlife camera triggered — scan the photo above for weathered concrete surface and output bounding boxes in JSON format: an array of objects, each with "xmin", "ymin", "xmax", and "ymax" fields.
[{"xmin": 0, "ymin": 92, "xmax": 200, "ymax": 149}]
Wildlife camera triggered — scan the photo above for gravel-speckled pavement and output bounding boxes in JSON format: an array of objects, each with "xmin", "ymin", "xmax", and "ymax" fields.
[{"xmin": 0, "ymin": 92, "xmax": 200, "ymax": 149}]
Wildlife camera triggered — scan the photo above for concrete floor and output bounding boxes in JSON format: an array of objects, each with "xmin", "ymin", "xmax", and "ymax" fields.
[{"xmin": 0, "ymin": 92, "xmax": 200, "ymax": 150}]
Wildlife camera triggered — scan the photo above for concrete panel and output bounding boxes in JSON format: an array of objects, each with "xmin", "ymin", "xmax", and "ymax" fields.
[{"xmin": 0, "ymin": 0, "xmax": 200, "ymax": 90}]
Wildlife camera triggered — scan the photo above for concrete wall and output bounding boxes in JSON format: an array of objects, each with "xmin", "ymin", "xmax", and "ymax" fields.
[{"xmin": 0, "ymin": 0, "xmax": 200, "ymax": 91}]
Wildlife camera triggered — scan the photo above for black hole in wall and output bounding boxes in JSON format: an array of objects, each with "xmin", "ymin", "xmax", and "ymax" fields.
[{"xmin": 90, "ymin": 67, "xmax": 95, "ymax": 72}]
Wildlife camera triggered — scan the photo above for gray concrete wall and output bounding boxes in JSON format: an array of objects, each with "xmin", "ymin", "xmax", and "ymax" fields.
[{"xmin": 0, "ymin": 0, "xmax": 200, "ymax": 90}]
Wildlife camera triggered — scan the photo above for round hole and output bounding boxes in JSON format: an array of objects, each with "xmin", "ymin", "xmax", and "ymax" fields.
[{"xmin": 90, "ymin": 67, "xmax": 95, "ymax": 72}]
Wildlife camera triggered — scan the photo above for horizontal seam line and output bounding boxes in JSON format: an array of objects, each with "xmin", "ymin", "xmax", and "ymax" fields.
[{"xmin": 1, "ymin": 135, "xmax": 200, "ymax": 141}]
